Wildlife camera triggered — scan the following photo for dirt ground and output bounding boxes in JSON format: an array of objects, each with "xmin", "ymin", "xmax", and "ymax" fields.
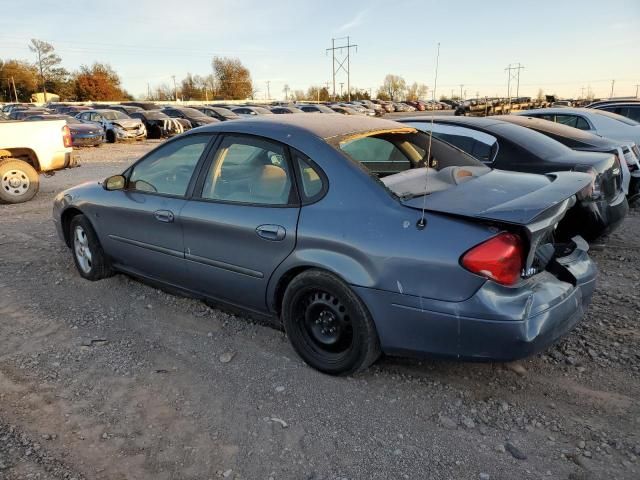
[{"xmin": 0, "ymin": 142, "xmax": 638, "ymax": 480}]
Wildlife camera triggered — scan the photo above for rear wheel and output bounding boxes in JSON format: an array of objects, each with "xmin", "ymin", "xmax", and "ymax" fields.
[
  {"xmin": 70, "ymin": 215, "xmax": 113, "ymax": 281},
  {"xmin": 106, "ymin": 130, "xmax": 116, "ymax": 143},
  {"xmin": 282, "ymin": 269, "xmax": 381, "ymax": 375},
  {"xmin": 0, "ymin": 158, "xmax": 39, "ymax": 204}
]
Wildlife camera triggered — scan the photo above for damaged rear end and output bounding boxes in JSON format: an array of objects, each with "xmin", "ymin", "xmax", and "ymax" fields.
[{"xmin": 377, "ymin": 168, "xmax": 597, "ymax": 360}]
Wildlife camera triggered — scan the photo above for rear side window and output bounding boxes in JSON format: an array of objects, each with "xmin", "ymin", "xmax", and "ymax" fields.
[
  {"xmin": 295, "ymin": 153, "xmax": 325, "ymax": 201},
  {"xmin": 555, "ymin": 114, "xmax": 590, "ymax": 130}
]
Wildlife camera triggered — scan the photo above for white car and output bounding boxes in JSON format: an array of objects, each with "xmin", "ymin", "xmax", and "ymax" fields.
[{"xmin": 75, "ymin": 109, "xmax": 146, "ymax": 143}]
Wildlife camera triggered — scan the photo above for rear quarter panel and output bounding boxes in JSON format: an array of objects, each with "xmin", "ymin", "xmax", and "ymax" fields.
[{"xmin": 265, "ymin": 140, "xmax": 498, "ymax": 307}]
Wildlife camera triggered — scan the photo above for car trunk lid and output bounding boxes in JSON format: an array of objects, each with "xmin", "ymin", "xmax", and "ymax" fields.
[{"xmin": 398, "ymin": 168, "xmax": 591, "ymax": 225}]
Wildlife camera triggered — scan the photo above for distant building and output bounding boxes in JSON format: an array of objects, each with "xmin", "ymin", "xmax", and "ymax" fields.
[{"xmin": 30, "ymin": 92, "xmax": 60, "ymax": 103}]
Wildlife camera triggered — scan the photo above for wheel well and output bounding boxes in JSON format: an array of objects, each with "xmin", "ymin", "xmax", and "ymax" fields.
[
  {"xmin": 60, "ymin": 208, "xmax": 84, "ymax": 247},
  {"xmin": 0, "ymin": 148, "xmax": 40, "ymax": 171},
  {"xmin": 272, "ymin": 266, "xmax": 314, "ymax": 315}
]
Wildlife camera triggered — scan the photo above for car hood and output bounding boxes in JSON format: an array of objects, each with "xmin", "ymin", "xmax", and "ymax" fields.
[{"xmin": 399, "ymin": 169, "xmax": 592, "ymax": 225}]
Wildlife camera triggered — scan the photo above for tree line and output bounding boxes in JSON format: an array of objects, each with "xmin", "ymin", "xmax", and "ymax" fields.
[
  {"xmin": 1, "ymin": 39, "xmax": 132, "ymax": 102},
  {"xmin": 1, "ymin": 38, "xmax": 431, "ymax": 103}
]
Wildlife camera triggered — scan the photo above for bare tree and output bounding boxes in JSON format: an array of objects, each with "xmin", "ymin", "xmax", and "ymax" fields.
[
  {"xmin": 29, "ymin": 39, "xmax": 61, "ymax": 102},
  {"xmin": 380, "ymin": 74, "xmax": 407, "ymax": 101}
]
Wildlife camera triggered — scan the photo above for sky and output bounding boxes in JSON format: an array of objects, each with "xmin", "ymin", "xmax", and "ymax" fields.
[{"xmin": 1, "ymin": 0, "xmax": 639, "ymax": 100}]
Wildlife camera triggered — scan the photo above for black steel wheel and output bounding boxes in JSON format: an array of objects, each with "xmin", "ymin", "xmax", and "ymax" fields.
[{"xmin": 282, "ymin": 269, "xmax": 381, "ymax": 375}]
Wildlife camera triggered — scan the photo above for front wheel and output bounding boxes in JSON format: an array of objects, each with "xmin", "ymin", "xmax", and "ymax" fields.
[
  {"xmin": 70, "ymin": 215, "xmax": 113, "ymax": 281},
  {"xmin": 282, "ymin": 269, "xmax": 381, "ymax": 375},
  {"xmin": 0, "ymin": 158, "xmax": 39, "ymax": 204}
]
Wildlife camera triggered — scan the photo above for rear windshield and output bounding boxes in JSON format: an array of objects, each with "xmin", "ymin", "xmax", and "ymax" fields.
[
  {"xmin": 592, "ymin": 108, "xmax": 640, "ymax": 126},
  {"xmin": 487, "ymin": 123, "xmax": 571, "ymax": 159},
  {"xmin": 100, "ymin": 110, "xmax": 129, "ymax": 120},
  {"xmin": 335, "ymin": 129, "xmax": 484, "ymax": 177}
]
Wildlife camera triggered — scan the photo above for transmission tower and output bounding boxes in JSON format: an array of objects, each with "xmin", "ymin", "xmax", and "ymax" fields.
[
  {"xmin": 505, "ymin": 63, "xmax": 525, "ymax": 105},
  {"xmin": 326, "ymin": 37, "xmax": 358, "ymax": 101}
]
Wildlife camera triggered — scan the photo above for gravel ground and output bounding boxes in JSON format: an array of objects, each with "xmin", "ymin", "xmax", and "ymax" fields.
[{"xmin": 0, "ymin": 142, "xmax": 638, "ymax": 480}]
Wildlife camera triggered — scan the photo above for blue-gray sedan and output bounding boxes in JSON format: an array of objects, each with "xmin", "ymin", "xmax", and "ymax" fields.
[{"xmin": 53, "ymin": 115, "xmax": 597, "ymax": 375}]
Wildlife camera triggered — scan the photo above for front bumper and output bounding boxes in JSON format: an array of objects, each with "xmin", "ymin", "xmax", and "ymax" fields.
[
  {"xmin": 72, "ymin": 134, "xmax": 104, "ymax": 147},
  {"xmin": 354, "ymin": 237, "xmax": 597, "ymax": 361},
  {"xmin": 114, "ymin": 127, "xmax": 146, "ymax": 140}
]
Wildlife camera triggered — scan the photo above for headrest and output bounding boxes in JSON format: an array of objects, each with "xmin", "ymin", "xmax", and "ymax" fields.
[{"xmin": 250, "ymin": 165, "xmax": 288, "ymax": 201}]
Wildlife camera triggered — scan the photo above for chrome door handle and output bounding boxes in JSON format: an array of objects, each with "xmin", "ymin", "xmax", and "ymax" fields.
[
  {"xmin": 154, "ymin": 210, "xmax": 175, "ymax": 223},
  {"xmin": 256, "ymin": 224, "xmax": 286, "ymax": 241}
]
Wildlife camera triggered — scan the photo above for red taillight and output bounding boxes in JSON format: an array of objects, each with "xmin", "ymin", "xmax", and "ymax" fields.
[
  {"xmin": 461, "ymin": 232, "xmax": 523, "ymax": 286},
  {"xmin": 62, "ymin": 125, "xmax": 72, "ymax": 148}
]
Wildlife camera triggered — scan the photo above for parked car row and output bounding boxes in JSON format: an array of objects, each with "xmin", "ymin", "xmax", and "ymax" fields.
[{"xmin": 52, "ymin": 106, "xmax": 637, "ymax": 375}]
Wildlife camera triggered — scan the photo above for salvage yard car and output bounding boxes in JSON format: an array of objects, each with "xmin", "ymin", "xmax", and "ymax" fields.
[
  {"xmin": 75, "ymin": 109, "xmax": 146, "ymax": 143},
  {"xmin": 497, "ymin": 115, "xmax": 640, "ymax": 201},
  {"xmin": 1, "ymin": 118, "xmax": 75, "ymax": 203},
  {"xmin": 26, "ymin": 114, "xmax": 105, "ymax": 147},
  {"xmin": 399, "ymin": 116, "xmax": 629, "ymax": 241},
  {"xmin": 54, "ymin": 115, "xmax": 596, "ymax": 375}
]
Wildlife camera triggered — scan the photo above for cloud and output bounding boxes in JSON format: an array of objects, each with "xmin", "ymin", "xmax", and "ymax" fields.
[{"xmin": 336, "ymin": 9, "xmax": 367, "ymax": 33}]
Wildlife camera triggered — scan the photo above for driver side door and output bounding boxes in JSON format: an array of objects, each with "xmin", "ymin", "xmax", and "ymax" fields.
[{"xmin": 99, "ymin": 134, "xmax": 214, "ymax": 285}]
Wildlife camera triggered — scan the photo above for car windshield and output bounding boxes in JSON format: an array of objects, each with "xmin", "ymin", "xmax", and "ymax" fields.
[
  {"xmin": 211, "ymin": 107, "xmax": 239, "ymax": 117},
  {"xmin": 179, "ymin": 107, "xmax": 209, "ymax": 118},
  {"xmin": 144, "ymin": 111, "xmax": 169, "ymax": 120},
  {"xmin": 591, "ymin": 109, "xmax": 640, "ymax": 126},
  {"xmin": 100, "ymin": 110, "xmax": 129, "ymax": 120},
  {"xmin": 63, "ymin": 115, "xmax": 82, "ymax": 124}
]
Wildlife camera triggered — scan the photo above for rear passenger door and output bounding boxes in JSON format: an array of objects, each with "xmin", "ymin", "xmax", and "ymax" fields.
[{"xmin": 180, "ymin": 134, "xmax": 300, "ymax": 311}]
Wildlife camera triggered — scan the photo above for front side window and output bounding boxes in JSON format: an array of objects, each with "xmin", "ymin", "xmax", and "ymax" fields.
[
  {"xmin": 128, "ymin": 135, "xmax": 210, "ymax": 196},
  {"xmin": 201, "ymin": 135, "xmax": 293, "ymax": 205}
]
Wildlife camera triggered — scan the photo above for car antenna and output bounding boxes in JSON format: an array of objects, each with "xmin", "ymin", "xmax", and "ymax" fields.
[{"xmin": 417, "ymin": 42, "xmax": 440, "ymax": 230}]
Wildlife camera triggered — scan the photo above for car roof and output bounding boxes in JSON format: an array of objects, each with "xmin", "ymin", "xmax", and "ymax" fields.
[
  {"xmin": 495, "ymin": 115, "xmax": 618, "ymax": 148},
  {"xmin": 196, "ymin": 114, "xmax": 409, "ymax": 140},
  {"xmin": 401, "ymin": 115, "xmax": 506, "ymax": 128},
  {"xmin": 517, "ymin": 107, "xmax": 599, "ymax": 116}
]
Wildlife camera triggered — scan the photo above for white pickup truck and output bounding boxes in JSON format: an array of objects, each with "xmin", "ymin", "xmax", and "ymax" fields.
[{"xmin": 0, "ymin": 120, "xmax": 76, "ymax": 203}]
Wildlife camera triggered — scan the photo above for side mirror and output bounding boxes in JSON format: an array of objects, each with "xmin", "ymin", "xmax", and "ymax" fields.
[{"xmin": 104, "ymin": 175, "xmax": 126, "ymax": 191}]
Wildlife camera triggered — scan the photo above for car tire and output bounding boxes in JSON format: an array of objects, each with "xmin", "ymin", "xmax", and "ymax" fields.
[
  {"xmin": 69, "ymin": 214, "xmax": 113, "ymax": 281},
  {"xmin": 0, "ymin": 158, "xmax": 39, "ymax": 204},
  {"xmin": 282, "ymin": 269, "xmax": 381, "ymax": 375},
  {"xmin": 106, "ymin": 130, "xmax": 116, "ymax": 143}
]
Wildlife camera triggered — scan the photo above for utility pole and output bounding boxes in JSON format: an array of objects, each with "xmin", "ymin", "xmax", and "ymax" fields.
[
  {"xmin": 172, "ymin": 75, "xmax": 178, "ymax": 102},
  {"xmin": 11, "ymin": 76, "xmax": 18, "ymax": 102},
  {"xmin": 266, "ymin": 80, "xmax": 271, "ymax": 100},
  {"xmin": 635, "ymin": 84, "xmax": 640, "ymax": 98},
  {"xmin": 459, "ymin": 84, "xmax": 464, "ymax": 100},
  {"xmin": 283, "ymin": 84, "xmax": 290, "ymax": 101},
  {"xmin": 610, "ymin": 79, "xmax": 615, "ymax": 98},
  {"xmin": 339, "ymin": 82, "xmax": 344, "ymax": 98},
  {"xmin": 147, "ymin": 83, "xmax": 151, "ymax": 100},
  {"xmin": 581, "ymin": 86, "xmax": 585, "ymax": 99},
  {"xmin": 326, "ymin": 36, "xmax": 358, "ymax": 101}
]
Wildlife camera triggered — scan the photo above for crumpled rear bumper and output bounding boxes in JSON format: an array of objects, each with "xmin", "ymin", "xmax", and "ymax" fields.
[{"xmin": 353, "ymin": 237, "xmax": 597, "ymax": 361}]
